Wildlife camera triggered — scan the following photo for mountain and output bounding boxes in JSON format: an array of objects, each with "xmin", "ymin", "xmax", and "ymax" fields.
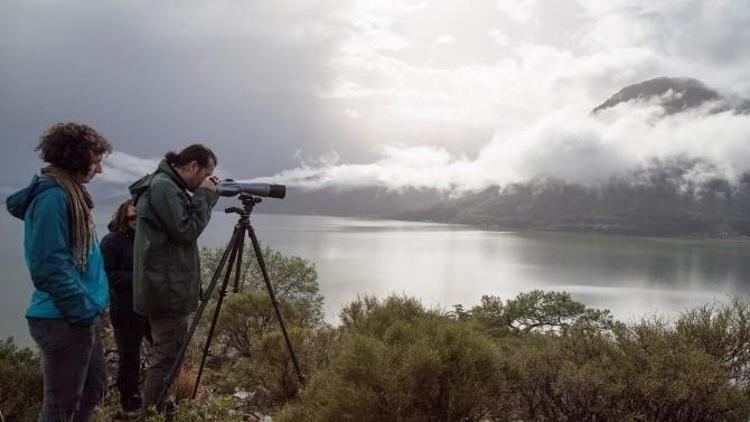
[
  {"xmin": 400, "ymin": 78, "xmax": 750, "ymax": 236},
  {"xmin": 592, "ymin": 76, "xmax": 750, "ymax": 115}
]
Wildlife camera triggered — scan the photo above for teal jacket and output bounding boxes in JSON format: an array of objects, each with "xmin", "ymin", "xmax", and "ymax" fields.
[{"xmin": 6, "ymin": 175, "xmax": 109, "ymax": 325}]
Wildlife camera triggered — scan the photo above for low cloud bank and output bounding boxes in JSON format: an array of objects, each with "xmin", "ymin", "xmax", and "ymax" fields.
[{"xmin": 258, "ymin": 102, "xmax": 750, "ymax": 193}]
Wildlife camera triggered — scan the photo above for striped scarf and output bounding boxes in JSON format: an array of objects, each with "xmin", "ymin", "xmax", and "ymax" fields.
[{"xmin": 41, "ymin": 166, "xmax": 95, "ymax": 272}]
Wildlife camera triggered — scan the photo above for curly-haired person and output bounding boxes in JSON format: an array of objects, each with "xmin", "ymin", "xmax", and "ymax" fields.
[{"xmin": 6, "ymin": 122, "xmax": 112, "ymax": 422}]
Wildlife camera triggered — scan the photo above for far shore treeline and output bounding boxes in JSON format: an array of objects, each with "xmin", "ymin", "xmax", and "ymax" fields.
[{"xmin": 402, "ymin": 159, "xmax": 750, "ymax": 237}]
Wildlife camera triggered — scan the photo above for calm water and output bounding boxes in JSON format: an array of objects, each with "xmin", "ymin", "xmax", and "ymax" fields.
[{"xmin": 3, "ymin": 208, "xmax": 750, "ymax": 347}]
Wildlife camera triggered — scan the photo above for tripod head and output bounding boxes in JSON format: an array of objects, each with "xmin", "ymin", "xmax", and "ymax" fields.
[{"xmin": 225, "ymin": 193, "xmax": 262, "ymax": 217}]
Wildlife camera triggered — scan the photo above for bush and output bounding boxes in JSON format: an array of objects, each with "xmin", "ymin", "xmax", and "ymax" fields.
[
  {"xmin": 215, "ymin": 291, "xmax": 304, "ymax": 358},
  {"xmin": 277, "ymin": 296, "xmax": 509, "ymax": 422},
  {"xmin": 0, "ymin": 337, "xmax": 43, "ymax": 421},
  {"xmin": 465, "ymin": 290, "xmax": 614, "ymax": 336},
  {"xmin": 200, "ymin": 246, "xmax": 324, "ymax": 326},
  {"xmin": 676, "ymin": 297, "xmax": 750, "ymax": 387},
  {"xmin": 278, "ymin": 293, "xmax": 750, "ymax": 421},
  {"xmin": 143, "ymin": 392, "xmax": 249, "ymax": 422},
  {"xmin": 608, "ymin": 319, "xmax": 748, "ymax": 421},
  {"xmin": 504, "ymin": 318, "xmax": 750, "ymax": 421},
  {"xmin": 210, "ymin": 323, "xmax": 339, "ymax": 412},
  {"xmin": 193, "ymin": 247, "xmax": 330, "ymax": 414}
]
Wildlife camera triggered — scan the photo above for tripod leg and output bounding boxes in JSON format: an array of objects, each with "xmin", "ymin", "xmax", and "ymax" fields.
[
  {"xmin": 233, "ymin": 227, "xmax": 245, "ymax": 294},
  {"xmin": 192, "ymin": 227, "xmax": 245, "ymax": 398},
  {"xmin": 155, "ymin": 223, "xmax": 242, "ymax": 410},
  {"xmin": 246, "ymin": 224, "xmax": 306, "ymax": 385}
]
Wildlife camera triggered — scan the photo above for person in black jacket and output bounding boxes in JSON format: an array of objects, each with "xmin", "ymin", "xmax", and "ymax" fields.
[{"xmin": 101, "ymin": 199, "xmax": 151, "ymax": 413}]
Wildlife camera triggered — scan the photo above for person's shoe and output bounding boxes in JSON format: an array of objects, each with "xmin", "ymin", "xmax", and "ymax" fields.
[
  {"xmin": 113, "ymin": 408, "xmax": 140, "ymax": 421},
  {"xmin": 164, "ymin": 400, "xmax": 176, "ymax": 422},
  {"xmin": 121, "ymin": 392, "xmax": 144, "ymax": 413}
]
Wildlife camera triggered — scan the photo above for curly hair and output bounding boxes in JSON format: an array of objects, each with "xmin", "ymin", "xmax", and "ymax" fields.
[{"xmin": 35, "ymin": 122, "xmax": 113, "ymax": 174}]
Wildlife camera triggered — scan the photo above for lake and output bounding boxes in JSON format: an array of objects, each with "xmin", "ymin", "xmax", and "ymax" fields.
[{"xmin": 3, "ymin": 207, "xmax": 750, "ymax": 347}]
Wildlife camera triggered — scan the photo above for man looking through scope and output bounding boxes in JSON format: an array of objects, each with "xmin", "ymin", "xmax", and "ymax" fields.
[{"xmin": 129, "ymin": 144, "xmax": 219, "ymax": 418}]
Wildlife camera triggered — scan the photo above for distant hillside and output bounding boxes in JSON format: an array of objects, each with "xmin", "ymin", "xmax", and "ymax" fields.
[
  {"xmin": 248, "ymin": 185, "xmax": 447, "ymax": 217},
  {"xmin": 400, "ymin": 158, "xmax": 750, "ymax": 236}
]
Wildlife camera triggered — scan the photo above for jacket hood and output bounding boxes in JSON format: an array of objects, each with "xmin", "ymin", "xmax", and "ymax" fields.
[
  {"xmin": 6, "ymin": 175, "xmax": 60, "ymax": 220},
  {"xmin": 128, "ymin": 173, "xmax": 152, "ymax": 203},
  {"xmin": 107, "ymin": 219, "xmax": 135, "ymax": 237},
  {"xmin": 128, "ymin": 160, "xmax": 187, "ymax": 203}
]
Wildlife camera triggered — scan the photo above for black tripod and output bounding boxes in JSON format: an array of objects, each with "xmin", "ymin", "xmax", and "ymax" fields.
[{"xmin": 156, "ymin": 193, "xmax": 305, "ymax": 410}]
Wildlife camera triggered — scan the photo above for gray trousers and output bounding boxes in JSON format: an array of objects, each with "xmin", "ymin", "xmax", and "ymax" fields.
[
  {"xmin": 28, "ymin": 317, "xmax": 106, "ymax": 422},
  {"xmin": 141, "ymin": 316, "xmax": 188, "ymax": 416}
]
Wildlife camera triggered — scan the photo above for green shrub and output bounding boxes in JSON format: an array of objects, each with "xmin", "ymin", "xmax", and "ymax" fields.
[
  {"xmin": 0, "ymin": 337, "xmax": 43, "ymax": 421},
  {"xmin": 215, "ymin": 291, "xmax": 306, "ymax": 358},
  {"xmin": 143, "ymin": 392, "xmax": 248, "ymax": 422},
  {"xmin": 277, "ymin": 295, "xmax": 508, "ymax": 422},
  {"xmin": 467, "ymin": 290, "xmax": 614, "ymax": 336},
  {"xmin": 676, "ymin": 297, "xmax": 750, "ymax": 387},
  {"xmin": 209, "ymin": 324, "xmax": 338, "ymax": 413},
  {"xmin": 504, "ymin": 318, "xmax": 750, "ymax": 421},
  {"xmin": 607, "ymin": 318, "xmax": 747, "ymax": 421},
  {"xmin": 200, "ymin": 246, "xmax": 324, "ymax": 326},
  {"xmin": 194, "ymin": 247, "xmax": 331, "ymax": 414},
  {"xmin": 271, "ymin": 293, "xmax": 750, "ymax": 421}
]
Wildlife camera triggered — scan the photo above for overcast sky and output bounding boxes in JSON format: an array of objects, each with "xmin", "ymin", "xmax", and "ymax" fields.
[{"xmin": 2, "ymin": 0, "xmax": 749, "ymax": 196}]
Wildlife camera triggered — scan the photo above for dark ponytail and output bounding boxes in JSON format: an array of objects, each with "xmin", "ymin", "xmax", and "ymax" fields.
[
  {"xmin": 164, "ymin": 151, "xmax": 179, "ymax": 164},
  {"xmin": 164, "ymin": 144, "xmax": 217, "ymax": 168}
]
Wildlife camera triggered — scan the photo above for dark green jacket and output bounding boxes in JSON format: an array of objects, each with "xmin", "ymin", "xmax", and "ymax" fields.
[{"xmin": 129, "ymin": 160, "xmax": 219, "ymax": 317}]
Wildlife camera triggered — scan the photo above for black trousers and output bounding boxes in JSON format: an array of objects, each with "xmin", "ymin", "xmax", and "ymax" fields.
[
  {"xmin": 28, "ymin": 317, "xmax": 106, "ymax": 422},
  {"xmin": 110, "ymin": 308, "xmax": 151, "ymax": 411}
]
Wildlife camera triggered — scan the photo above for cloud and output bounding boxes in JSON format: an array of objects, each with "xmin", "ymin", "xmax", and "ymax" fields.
[
  {"xmin": 2, "ymin": 0, "xmax": 749, "ymax": 194},
  {"xmin": 319, "ymin": 0, "xmax": 750, "ymax": 149},
  {"xmin": 0, "ymin": 186, "xmax": 19, "ymax": 199},
  {"xmin": 100, "ymin": 150, "xmax": 233, "ymax": 185},
  {"xmin": 577, "ymin": 0, "xmax": 750, "ymax": 94},
  {"xmin": 262, "ymin": 103, "xmax": 750, "ymax": 192},
  {"xmin": 256, "ymin": 144, "xmax": 489, "ymax": 192},
  {"xmin": 0, "ymin": 0, "xmax": 355, "ymax": 186},
  {"xmin": 495, "ymin": 0, "xmax": 540, "ymax": 23},
  {"xmin": 430, "ymin": 35, "xmax": 456, "ymax": 50},
  {"xmin": 256, "ymin": 0, "xmax": 750, "ymax": 193},
  {"xmin": 488, "ymin": 29, "xmax": 510, "ymax": 46},
  {"xmin": 99, "ymin": 152, "xmax": 160, "ymax": 184},
  {"xmin": 479, "ymin": 105, "xmax": 750, "ymax": 185}
]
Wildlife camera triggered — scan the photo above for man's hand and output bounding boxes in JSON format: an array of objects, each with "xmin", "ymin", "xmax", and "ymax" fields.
[{"xmin": 199, "ymin": 175, "xmax": 218, "ymax": 191}]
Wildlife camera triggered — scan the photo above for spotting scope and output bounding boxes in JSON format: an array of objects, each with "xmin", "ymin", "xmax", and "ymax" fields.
[{"xmin": 216, "ymin": 179, "xmax": 286, "ymax": 198}]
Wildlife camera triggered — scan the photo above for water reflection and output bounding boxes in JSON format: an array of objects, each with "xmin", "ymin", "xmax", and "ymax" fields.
[
  {"xmin": 208, "ymin": 214, "xmax": 750, "ymax": 323},
  {"xmin": 2, "ymin": 210, "xmax": 750, "ymax": 347}
]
